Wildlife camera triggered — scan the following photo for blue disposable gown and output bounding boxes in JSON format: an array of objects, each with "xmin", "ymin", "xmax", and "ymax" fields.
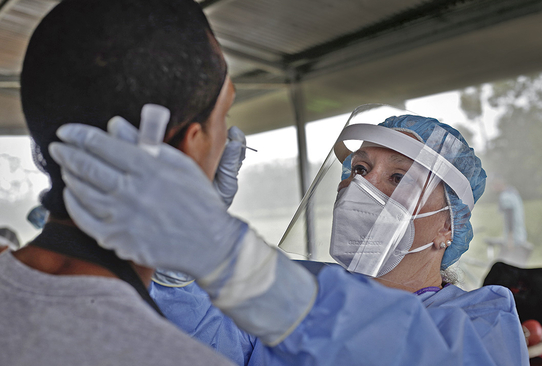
[{"xmin": 150, "ymin": 264, "xmax": 528, "ymax": 366}]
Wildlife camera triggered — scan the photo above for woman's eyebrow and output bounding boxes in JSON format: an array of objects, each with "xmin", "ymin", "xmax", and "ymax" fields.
[
  {"xmin": 389, "ymin": 153, "xmax": 413, "ymax": 167},
  {"xmin": 352, "ymin": 150, "xmax": 368, "ymax": 160}
]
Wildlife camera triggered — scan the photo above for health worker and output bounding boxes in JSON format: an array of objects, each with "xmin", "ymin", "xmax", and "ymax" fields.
[
  {"xmin": 50, "ymin": 94, "xmax": 529, "ymax": 365},
  {"xmin": 147, "ymin": 105, "xmax": 530, "ymax": 366}
]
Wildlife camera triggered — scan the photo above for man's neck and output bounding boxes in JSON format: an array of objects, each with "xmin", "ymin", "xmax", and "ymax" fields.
[
  {"xmin": 13, "ymin": 245, "xmax": 119, "ymax": 278},
  {"xmin": 12, "ymin": 217, "xmax": 153, "ymax": 287}
]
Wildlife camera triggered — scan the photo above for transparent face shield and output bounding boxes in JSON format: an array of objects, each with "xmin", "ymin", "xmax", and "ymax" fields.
[{"xmin": 278, "ymin": 104, "xmax": 475, "ymax": 290}]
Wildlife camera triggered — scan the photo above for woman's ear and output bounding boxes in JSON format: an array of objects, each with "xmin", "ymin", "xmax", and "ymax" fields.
[{"xmin": 433, "ymin": 216, "xmax": 452, "ymax": 250}]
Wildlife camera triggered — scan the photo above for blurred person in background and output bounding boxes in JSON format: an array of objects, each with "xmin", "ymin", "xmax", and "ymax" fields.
[{"xmin": 486, "ymin": 174, "xmax": 532, "ymax": 267}]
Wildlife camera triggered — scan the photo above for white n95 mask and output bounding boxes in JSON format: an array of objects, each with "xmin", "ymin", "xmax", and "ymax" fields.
[{"xmin": 330, "ymin": 175, "xmax": 447, "ymax": 277}]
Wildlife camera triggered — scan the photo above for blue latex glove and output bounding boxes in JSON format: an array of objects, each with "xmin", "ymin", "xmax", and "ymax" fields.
[
  {"xmin": 108, "ymin": 116, "xmax": 245, "ymax": 208},
  {"xmin": 48, "ymin": 122, "xmax": 247, "ymax": 278},
  {"xmin": 107, "ymin": 116, "xmax": 196, "ymax": 284},
  {"xmin": 107, "ymin": 116, "xmax": 244, "ymax": 284},
  {"xmin": 214, "ymin": 126, "xmax": 246, "ymax": 208}
]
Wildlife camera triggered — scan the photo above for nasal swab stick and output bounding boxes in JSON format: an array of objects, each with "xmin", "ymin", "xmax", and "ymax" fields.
[{"xmin": 228, "ymin": 137, "xmax": 257, "ymax": 152}]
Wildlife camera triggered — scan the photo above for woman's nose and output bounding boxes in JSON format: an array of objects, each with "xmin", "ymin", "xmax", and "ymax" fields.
[
  {"xmin": 364, "ymin": 170, "xmax": 381, "ymax": 188},
  {"xmin": 337, "ymin": 171, "xmax": 385, "ymax": 192},
  {"xmin": 364, "ymin": 171, "xmax": 391, "ymax": 197}
]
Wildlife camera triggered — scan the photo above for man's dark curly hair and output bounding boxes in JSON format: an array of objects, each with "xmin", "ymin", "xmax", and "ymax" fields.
[{"xmin": 21, "ymin": 0, "xmax": 227, "ymax": 218}]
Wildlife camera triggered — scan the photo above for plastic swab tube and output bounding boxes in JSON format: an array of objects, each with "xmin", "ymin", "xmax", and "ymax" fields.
[{"xmin": 138, "ymin": 104, "xmax": 170, "ymax": 157}]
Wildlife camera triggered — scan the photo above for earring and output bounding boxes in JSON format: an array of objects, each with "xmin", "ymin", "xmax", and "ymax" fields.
[
  {"xmin": 440, "ymin": 242, "xmax": 447, "ymax": 249},
  {"xmin": 446, "ymin": 240, "xmax": 452, "ymax": 247}
]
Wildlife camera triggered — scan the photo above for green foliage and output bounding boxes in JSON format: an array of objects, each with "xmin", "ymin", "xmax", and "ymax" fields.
[
  {"xmin": 460, "ymin": 72, "xmax": 542, "ymax": 200},
  {"xmin": 460, "ymin": 86, "xmax": 483, "ymax": 120}
]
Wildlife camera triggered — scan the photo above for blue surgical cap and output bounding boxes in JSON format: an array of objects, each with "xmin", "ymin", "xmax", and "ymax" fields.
[
  {"xmin": 341, "ymin": 154, "xmax": 353, "ymax": 181},
  {"xmin": 377, "ymin": 115, "xmax": 486, "ymax": 269}
]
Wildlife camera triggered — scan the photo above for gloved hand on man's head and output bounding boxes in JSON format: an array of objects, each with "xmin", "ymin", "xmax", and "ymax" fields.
[
  {"xmin": 49, "ymin": 119, "xmax": 317, "ymax": 346},
  {"xmin": 49, "ymin": 120, "xmax": 247, "ymax": 279},
  {"xmin": 103, "ymin": 115, "xmax": 246, "ymax": 208}
]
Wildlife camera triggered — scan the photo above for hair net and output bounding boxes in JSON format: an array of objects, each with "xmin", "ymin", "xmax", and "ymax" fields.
[{"xmin": 377, "ymin": 115, "xmax": 486, "ymax": 269}]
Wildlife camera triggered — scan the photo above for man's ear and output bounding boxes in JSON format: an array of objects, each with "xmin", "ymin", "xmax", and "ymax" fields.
[
  {"xmin": 180, "ymin": 123, "xmax": 204, "ymax": 153},
  {"xmin": 170, "ymin": 122, "xmax": 211, "ymax": 171},
  {"xmin": 165, "ymin": 122, "xmax": 204, "ymax": 153}
]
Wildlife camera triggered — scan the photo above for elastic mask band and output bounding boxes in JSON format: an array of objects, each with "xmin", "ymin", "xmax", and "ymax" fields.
[
  {"xmin": 400, "ymin": 241, "xmax": 434, "ymax": 255},
  {"xmin": 413, "ymin": 206, "xmax": 449, "ymax": 219}
]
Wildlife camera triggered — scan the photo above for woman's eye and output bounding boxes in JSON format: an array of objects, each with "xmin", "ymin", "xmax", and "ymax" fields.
[
  {"xmin": 391, "ymin": 173, "xmax": 403, "ymax": 185},
  {"xmin": 352, "ymin": 164, "xmax": 368, "ymax": 176}
]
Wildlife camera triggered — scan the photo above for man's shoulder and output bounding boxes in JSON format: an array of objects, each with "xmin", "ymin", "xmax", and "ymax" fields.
[{"xmin": 0, "ymin": 252, "xmax": 233, "ymax": 366}]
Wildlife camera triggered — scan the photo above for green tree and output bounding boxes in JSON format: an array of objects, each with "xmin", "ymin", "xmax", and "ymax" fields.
[
  {"xmin": 461, "ymin": 73, "xmax": 542, "ymax": 200},
  {"xmin": 459, "ymin": 86, "xmax": 489, "ymax": 150}
]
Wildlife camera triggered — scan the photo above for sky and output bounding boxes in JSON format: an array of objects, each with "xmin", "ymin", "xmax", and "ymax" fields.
[
  {"xmin": 0, "ymin": 87, "xmax": 502, "ymax": 243},
  {"xmin": 0, "ymin": 137, "xmax": 50, "ymax": 243},
  {"xmin": 0, "ymin": 137, "xmax": 49, "ymax": 200}
]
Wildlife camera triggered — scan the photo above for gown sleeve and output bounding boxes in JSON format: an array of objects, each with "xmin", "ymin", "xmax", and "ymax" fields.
[
  {"xmin": 150, "ymin": 281, "xmax": 257, "ymax": 366},
  {"xmin": 151, "ymin": 264, "xmax": 529, "ymax": 366}
]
